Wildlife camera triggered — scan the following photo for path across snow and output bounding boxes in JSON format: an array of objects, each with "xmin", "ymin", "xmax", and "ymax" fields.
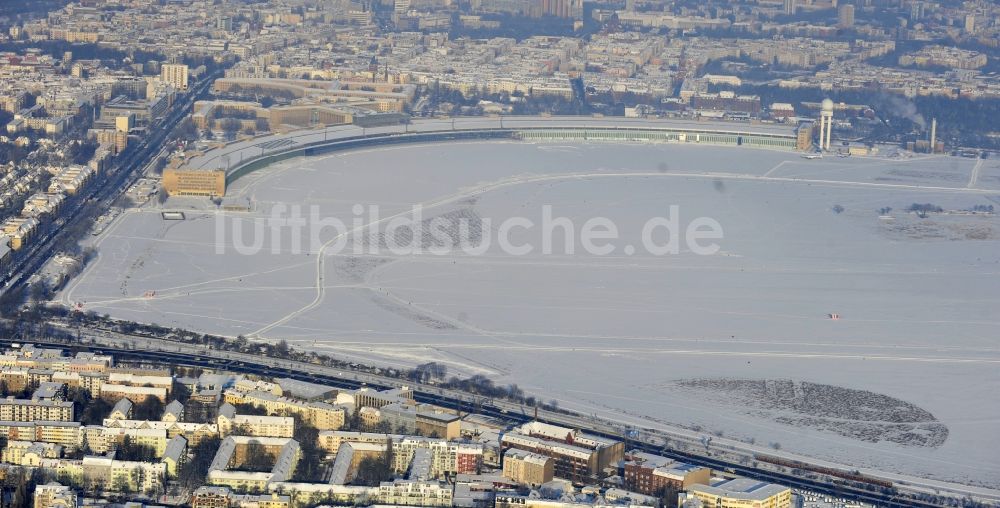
[{"xmin": 63, "ymin": 141, "xmax": 1000, "ymax": 488}]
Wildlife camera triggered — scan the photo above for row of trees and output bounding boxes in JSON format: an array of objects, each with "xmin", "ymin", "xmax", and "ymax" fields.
[
  {"xmin": 66, "ymin": 139, "xmax": 99, "ymax": 165},
  {"xmin": 14, "ymin": 306, "xmax": 575, "ymax": 421},
  {"xmin": 0, "ymin": 140, "xmax": 36, "ymax": 166},
  {"xmin": 0, "ymin": 467, "xmax": 51, "ymax": 508},
  {"xmin": 0, "ymin": 40, "xmax": 162, "ymax": 71},
  {"xmin": 732, "ymin": 83, "xmax": 1000, "ymax": 150},
  {"xmin": 408, "ymin": 361, "xmax": 448, "ymax": 383},
  {"xmin": 176, "ymin": 436, "xmax": 222, "ymax": 491}
]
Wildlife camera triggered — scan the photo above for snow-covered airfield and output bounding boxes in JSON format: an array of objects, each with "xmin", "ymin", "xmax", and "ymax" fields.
[{"xmin": 63, "ymin": 131, "xmax": 1000, "ymax": 488}]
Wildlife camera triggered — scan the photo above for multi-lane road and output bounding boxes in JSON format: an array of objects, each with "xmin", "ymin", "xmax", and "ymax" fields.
[
  {"xmin": 0, "ymin": 69, "xmax": 220, "ymax": 296},
  {"xmin": 2, "ymin": 70, "xmax": 995, "ymax": 507},
  {"xmin": 7, "ymin": 321, "xmax": 995, "ymax": 508}
]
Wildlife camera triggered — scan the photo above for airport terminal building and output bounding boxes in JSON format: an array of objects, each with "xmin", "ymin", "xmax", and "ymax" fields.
[{"xmin": 165, "ymin": 117, "xmax": 802, "ymax": 197}]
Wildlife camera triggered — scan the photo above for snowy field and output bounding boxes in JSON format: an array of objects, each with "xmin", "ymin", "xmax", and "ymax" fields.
[{"xmin": 62, "ymin": 141, "xmax": 1000, "ymax": 488}]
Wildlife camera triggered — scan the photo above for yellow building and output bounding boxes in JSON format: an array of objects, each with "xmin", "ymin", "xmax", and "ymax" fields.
[
  {"xmin": 207, "ymin": 436, "xmax": 300, "ymax": 491},
  {"xmin": 2, "ymin": 441, "xmax": 63, "ymax": 466},
  {"xmin": 686, "ymin": 478, "xmax": 792, "ymax": 508},
  {"xmin": 318, "ymin": 430, "xmax": 393, "ymax": 455},
  {"xmin": 115, "ymin": 114, "xmax": 134, "ymax": 133},
  {"xmin": 94, "ymin": 128, "xmax": 129, "ymax": 153},
  {"xmin": 58, "ymin": 30, "xmax": 100, "ymax": 43},
  {"xmin": 192, "ymin": 486, "xmax": 231, "ymax": 508},
  {"xmin": 81, "ymin": 456, "xmax": 166, "ymax": 493},
  {"xmin": 218, "ymin": 410, "xmax": 295, "ymax": 439},
  {"xmin": 33, "ymin": 483, "xmax": 77, "ymax": 508},
  {"xmin": 99, "ymin": 384, "xmax": 167, "ymax": 403},
  {"xmin": 162, "ymin": 169, "xmax": 226, "ymax": 197},
  {"xmin": 83, "ymin": 426, "xmax": 169, "ymax": 456},
  {"xmin": 378, "ymin": 402, "xmax": 461, "ymax": 439},
  {"xmin": 231, "ymin": 492, "xmax": 292, "ymax": 508},
  {"xmin": 0, "ymin": 421, "xmax": 82, "ymax": 449},
  {"xmin": 359, "ymin": 407, "xmax": 381, "ymax": 429},
  {"xmin": 0, "ymin": 367, "xmax": 29, "ymax": 392},
  {"xmin": 121, "ymin": 428, "xmax": 170, "ymax": 457},
  {"xmin": 103, "ymin": 418, "xmax": 220, "ymax": 447},
  {"xmin": 163, "ymin": 436, "xmax": 188, "ymax": 477},
  {"xmin": 0, "ymin": 397, "xmax": 74, "ymax": 422},
  {"xmin": 502, "ymin": 449, "xmax": 554, "ymax": 486},
  {"xmin": 308, "ymin": 403, "xmax": 346, "ymax": 431},
  {"xmin": 1, "ymin": 217, "xmax": 40, "ymax": 250},
  {"xmin": 224, "ymin": 389, "xmax": 345, "ymax": 431}
]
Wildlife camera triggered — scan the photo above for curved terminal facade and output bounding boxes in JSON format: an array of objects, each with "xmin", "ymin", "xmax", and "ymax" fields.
[
  {"xmin": 165, "ymin": 116, "xmax": 802, "ymax": 197},
  {"xmin": 515, "ymin": 127, "xmax": 796, "ymax": 149}
]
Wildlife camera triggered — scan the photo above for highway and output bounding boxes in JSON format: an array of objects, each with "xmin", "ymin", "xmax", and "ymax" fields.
[
  {"xmin": 0, "ymin": 69, "xmax": 221, "ymax": 296},
  {"xmin": 0, "ymin": 72, "xmax": 992, "ymax": 506},
  {"xmin": 4, "ymin": 322, "xmax": 989, "ymax": 508}
]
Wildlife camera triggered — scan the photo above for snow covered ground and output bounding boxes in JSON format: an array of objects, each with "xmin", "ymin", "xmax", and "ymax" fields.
[{"xmin": 62, "ymin": 141, "xmax": 1000, "ymax": 488}]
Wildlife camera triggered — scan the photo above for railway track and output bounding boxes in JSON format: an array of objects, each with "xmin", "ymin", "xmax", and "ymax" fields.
[
  {"xmin": 0, "ymin": 330, "xmax": 970, "ymax": 508},
  {"xmin": 0, "ymin": 70, "xmax": 220, "ymax": 296}
]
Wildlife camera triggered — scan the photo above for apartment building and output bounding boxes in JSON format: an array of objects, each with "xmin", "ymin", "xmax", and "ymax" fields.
[
  {"xmin": 192, "ymin": 486, "xmax": 231, "ymax": 508},
  {"xmin": 162, "ymin": 435, "xmax": 188, "ymax": 477},
  {"xmin": 81, "ymin": 456, "xmax": 166, "ymax": 493},
  {"xmin": 379, "ymin": 402, "xmax": 461, "ymax": 439},
  {"xmin": 502, "ymin": 448, "xmax": 554, "ymax": 486},
  {"xmin": 103, "ymin": 418, "xmax": 219, "ymax": 446},
  {"xmin": 33, "ymin": 483, "xmax": 77, "ymax": 508},
  {"xmin": 84, "ymin": 426, "xmax": 170, "ymax": 457},
  {"xmin": 393, "ymin": 437, "xmax": 483, "ymax": 478},
  {"xmin": 0, "ymin": 421, "xmax": 81, "ymax": 449},
  {"xmin": 377, "ymin": 479, "xmax": 452, "ymax": 507},
  {"xmin": 500, "ymin": 422, "xmax": 623, "ymax": 482},
  {"xmin": 0, "ymin": 397, "xmax": 74, "ymax": 422},
  {"xmin": 208, "ymin": 436, "xmax": 300, "ymax": 491},
  {"xmin": 218, "ymin": 405, "xmax": 295, "ymax": 438},
  {"xmin": 230, "ymin": 492, "xmax": 291, "ymax": 508},
  {"xmin": 106, "ymin": 370, "xmax": 173, "ymax": 392},
  {"xmin": 329, "ymin": 441, "xmax": 388, "ymax": 485},
  {"xmin": 161, "ymin": 63, "xmax": 190, "ymax": 90},
  {"xmin": 317, "ymin": 431, "xmax": 482, "ymax": 478},
  {"xmin": 0, "ymin": 367, "xmax": 30, "ymax": 392},
  {"xmin": 623, "ymin": 451, "xmax": 711, "ymax": 495},
  {"xmin": 224, "ymin": 389, "xmax": 345, "ymax": 430},
  {"xmin": 162, "ymin": 400, "xmax": 184, "ymax": 422},
  {"xmin": 318, "ymin": 430, "xmax": 395, "ymax": 455},
  {"xmin": 2, "ymin": 441, "xmax": 63, "ymax": 466},
  {"xmin": 99, "ymin": 384, "xmax": 168, "ymax": 403}
]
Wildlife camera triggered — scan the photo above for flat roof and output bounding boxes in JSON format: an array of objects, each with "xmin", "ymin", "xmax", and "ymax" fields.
[
  {"xmin": 504, "ymin": 448, "xmax": 551, "ymax": 467},
  {"xmin": 690, "ymin": 478, "xmax": 791, "ymax": 501},
  {"xmin": 184, "ymin": 116, "xmax": 798, "ymax": 172},
  {"xmin": 275, "ymin": 377, "xmax": 337, "ymax": 399}
]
